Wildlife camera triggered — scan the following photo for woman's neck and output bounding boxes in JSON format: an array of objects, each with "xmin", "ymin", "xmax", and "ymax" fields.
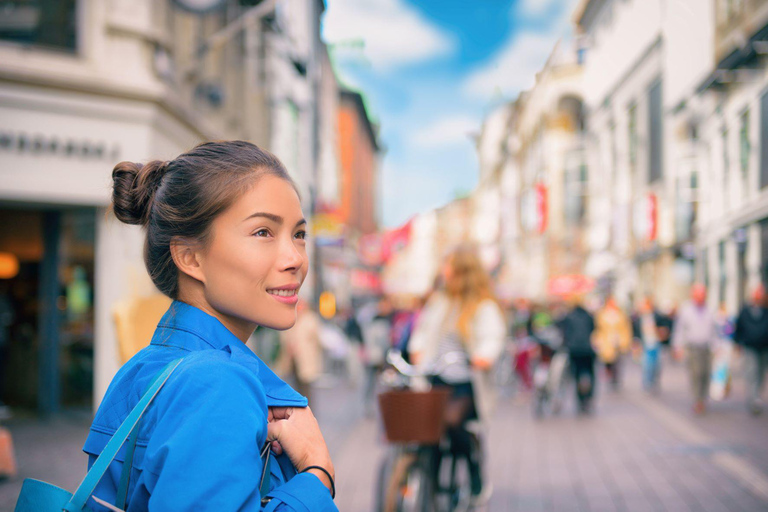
[{"xmin": 176, "ymin": 287, "xmax": 255, "ymax": 343}]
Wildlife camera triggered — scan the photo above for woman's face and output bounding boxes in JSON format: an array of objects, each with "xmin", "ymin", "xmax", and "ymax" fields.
[{"xmin": 197, "ymin": 175, "xmax": 308, "ymax": 335}]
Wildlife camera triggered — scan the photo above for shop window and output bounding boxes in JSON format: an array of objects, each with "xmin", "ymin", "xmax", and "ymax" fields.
[{"xmin": 0, "ymin": 0, "xmax": 78, "ymax": 51}]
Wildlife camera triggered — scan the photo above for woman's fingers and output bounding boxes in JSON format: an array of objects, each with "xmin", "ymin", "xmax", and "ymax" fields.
[
  {"xmin": 266, "ymin": 418, "xmax": 286, "ymax": 442},
  {"xmin": 268, "ymin": 407, "xmax": 293, "ymax": 422}
]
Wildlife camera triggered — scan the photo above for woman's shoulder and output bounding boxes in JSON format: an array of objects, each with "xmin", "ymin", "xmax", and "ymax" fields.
[
  {"xmin": 94, "ymin": 348, "xmax": 265, "ymax": 431},
  {"xmin": 475, "ymin": 298, "xmax": 503, "ymax": 317},
  {"xmin": 167, "ymin": 350, "xmax": 265, "ymax": 398},
  {"xmin": 472, "ymin": 299, "xmax": 505, "ymax": 329}
]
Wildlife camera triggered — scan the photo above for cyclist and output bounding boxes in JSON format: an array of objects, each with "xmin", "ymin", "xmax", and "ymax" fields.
[{"xmin": 408, "ymin": 245, "xmax": 505, "ymax": 506}]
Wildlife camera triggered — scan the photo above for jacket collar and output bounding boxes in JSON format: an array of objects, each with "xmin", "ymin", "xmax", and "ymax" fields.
[{"xmin": 151, "ymin": 300, "xmax": 307, "ymax": 407}]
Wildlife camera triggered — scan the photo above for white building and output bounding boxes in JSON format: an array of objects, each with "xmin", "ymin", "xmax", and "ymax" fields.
[
  {"xmin": 575, "ymin": 0, "xmax": 695, "ymax": 308},
  {"xmin": 693, "ymin": 0, "xmax": 768, "ymax": 312},
  {"xmin": 0, "ymin": 0, "xmax": 333, "ymax": 413}
]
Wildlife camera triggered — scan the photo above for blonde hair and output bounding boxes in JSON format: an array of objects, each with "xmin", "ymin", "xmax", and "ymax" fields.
[{"xmin": 444, "ymin": 245, "xmax": 497, "ymax": 341}]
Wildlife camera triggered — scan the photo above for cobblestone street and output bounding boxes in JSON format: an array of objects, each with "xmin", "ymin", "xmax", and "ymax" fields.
[{"xmin": 1, "ymin": 355, "xmax": 767, "ymax": 511}]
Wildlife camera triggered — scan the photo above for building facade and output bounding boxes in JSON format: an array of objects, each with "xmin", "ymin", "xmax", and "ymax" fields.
[{"xmin": 0, "ymin": 0, "xmax": 340, "ymax": 413}]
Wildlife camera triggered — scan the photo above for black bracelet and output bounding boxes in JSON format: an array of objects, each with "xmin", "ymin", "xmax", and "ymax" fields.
[{"xmin": 301, "ymin": 465, "xmax": 336, "ymax": 499}]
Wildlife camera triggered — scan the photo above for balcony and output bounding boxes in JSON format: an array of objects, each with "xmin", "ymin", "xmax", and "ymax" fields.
[{"xmin": 715, "ymin": 0, "xmax": 768, "ymax": 63}]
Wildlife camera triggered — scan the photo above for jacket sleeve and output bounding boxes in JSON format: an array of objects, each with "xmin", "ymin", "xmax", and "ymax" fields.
[
  {"xmin": 140, "ymin": 358, "xmax": 336, "ymax": 511},
  {"xmin": 471, "ymin": 300, "xmax": 506, "ymax": 364}
]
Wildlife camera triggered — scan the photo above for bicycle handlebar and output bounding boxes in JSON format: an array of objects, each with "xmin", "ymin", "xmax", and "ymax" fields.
[{"xmin": 385, "ymin": 350, "xmax": 464, "ymax": 379}]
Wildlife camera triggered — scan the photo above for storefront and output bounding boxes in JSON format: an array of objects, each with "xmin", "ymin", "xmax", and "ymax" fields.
[
  {"xmin": 0, "ymin": 206, "xmax": 95, "ymax": 412},
  {"xmin": 0, "ymin": 82, "xmax": 205, "ymax": 413}
]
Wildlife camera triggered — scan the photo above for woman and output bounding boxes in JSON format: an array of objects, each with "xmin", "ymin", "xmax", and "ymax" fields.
[
  {"xmin": 593, "ymin": 296, "xmax": 632, "ymax": 390},
  {"xmin": 85, "ymin": 141, "xmax": 337, "ymax": 510},
  {"xmin": 408, "ymin": 245, "xmax": 506, "ymax": 505}
]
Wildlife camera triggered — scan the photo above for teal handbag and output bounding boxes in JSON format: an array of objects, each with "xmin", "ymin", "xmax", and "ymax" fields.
[{"xmin": 14, "ymin": 358, "xmax": 183, "ymax": 512}]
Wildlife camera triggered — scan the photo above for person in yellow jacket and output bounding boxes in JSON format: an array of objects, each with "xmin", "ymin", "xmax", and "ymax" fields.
[{"xmin": 593, "ymin": 297, "xmax": 632, "ymax": 390}]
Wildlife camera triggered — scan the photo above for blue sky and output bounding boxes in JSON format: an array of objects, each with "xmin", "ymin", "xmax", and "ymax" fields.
[{"xmin": 322, "ymin": 0, "xmax": 578, "ymax": 228}]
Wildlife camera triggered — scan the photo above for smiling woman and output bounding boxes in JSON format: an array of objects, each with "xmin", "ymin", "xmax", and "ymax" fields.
[{"xmin": 82, "ymin": 141, "xmax": 338, "ymax": 511}]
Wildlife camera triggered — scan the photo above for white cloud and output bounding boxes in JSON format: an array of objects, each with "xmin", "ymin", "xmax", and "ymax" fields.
[
  {"xmin": 322, "ymin": 0, "xmax": 455, "ymax": 70},
  {"xmin": 462, "ymin": 0, "xmax": 579, "ymax": 100},
  {"xmin": 411, "ymin": 115, "xmax": 480, "ymax": 149},
  {"xmin": 462, "ymin": 31, "xmax": 559, "ymax": 99},
  {"xmin": 516, "ymin": 0, "xmax": 561, "ymax": 19}
]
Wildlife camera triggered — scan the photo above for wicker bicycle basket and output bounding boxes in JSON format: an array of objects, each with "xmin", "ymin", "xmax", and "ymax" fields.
[{"xmin": 377, "ymin": 388, "xmax": 450, "ymax": 444}]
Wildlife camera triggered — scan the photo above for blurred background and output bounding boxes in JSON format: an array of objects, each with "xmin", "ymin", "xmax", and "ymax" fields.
[{"xmin": 1, "ymin": 0, "xmax": 768, "ymax": 511}]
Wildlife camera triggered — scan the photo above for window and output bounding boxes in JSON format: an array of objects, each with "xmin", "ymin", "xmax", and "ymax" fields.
[
  {"xmin": 740, "ymin": 109, "xmax": 751, "ymax": 192},
  {"xmin": 628, "ymin": 102, "xmax": 638, "ymax": 176},
  {"xmin": 723, "ymin": 126, "xmax": 730, "ymax": 208},
  {"xmin": 719, "ymin": 241, "xmax": 727, "ymax": 306},
  {"xmin": 648, "ymin": 80, "xmax": 663, "ymax": 183},
  {"xmin": 0, "ymin": 0, "xmax": 78, "ymax": 51},
  {"xmin": 760, "ymin": 91, "xmax": 768, "ymax": 188},
  {"xmin": 564, "ymin": 157, "xmax": 587, "ymax": 225}
]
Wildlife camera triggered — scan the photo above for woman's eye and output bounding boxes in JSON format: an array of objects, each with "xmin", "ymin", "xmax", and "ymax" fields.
[
  {"xmin": 254, "ymin": 228, "xmax": 270, "ymax": 237},
  {"xmin": 294, "ymin": 230, "xmax": 307, "ymax": 240}
]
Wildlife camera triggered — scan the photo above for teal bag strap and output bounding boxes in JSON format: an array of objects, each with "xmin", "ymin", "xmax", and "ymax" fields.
[
  {"xmin": 114, "ymin": 422, "xmax": 140, "ymax": 509},
  {"xmin": 259, "ymin": 442, "xmax": 272, "ymax": 505},
  {"xmin": 64, "ymin": 358, "xmax": 183, "ymax": 512}
]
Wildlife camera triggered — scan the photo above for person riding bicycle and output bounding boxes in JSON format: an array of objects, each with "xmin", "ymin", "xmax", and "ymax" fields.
[{"xmin": 408, "ymin": 245, "xmax": 505, "ymax": 506}]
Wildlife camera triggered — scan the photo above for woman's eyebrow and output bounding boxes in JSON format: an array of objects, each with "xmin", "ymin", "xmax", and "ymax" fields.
[
  {"xmin": 244, "ymin": 212, "xmax": 282, "ymax": 224},
  {"xmin": 244, "ymin": 212, "xmax": 307, "ymax": 228}
]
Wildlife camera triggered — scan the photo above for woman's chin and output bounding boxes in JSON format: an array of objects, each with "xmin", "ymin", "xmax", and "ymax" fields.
[{"xmin": 260, "ymin": 312, "xmax": 297, "ymax": 331}]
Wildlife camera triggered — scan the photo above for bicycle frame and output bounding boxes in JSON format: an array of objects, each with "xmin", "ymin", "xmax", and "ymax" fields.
[{"xmin": 375, "ymin": 350, "xmax": 474, "ymax": 512}]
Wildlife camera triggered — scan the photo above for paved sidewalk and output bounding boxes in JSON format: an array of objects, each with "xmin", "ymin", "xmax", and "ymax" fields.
[
  {"xmin": 330, "ymin": 357, "xmax": 768, "ymax": 511},
  {"xmin": 0, "ymin": 358, "xmax": 766, "ymax": 511}
]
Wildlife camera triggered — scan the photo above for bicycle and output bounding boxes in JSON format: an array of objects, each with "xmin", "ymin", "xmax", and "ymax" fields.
[{"xmin": 374, "ymin": 350, "xmax": 478, "ymax": 512}]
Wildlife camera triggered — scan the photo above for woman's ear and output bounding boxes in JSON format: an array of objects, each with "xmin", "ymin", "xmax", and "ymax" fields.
[{"xmin": 170, "ymin": 237, "xmax": 206, "ymax": 284}]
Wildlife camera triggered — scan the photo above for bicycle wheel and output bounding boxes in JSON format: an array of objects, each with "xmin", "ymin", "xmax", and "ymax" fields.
[
  {"xmin": 375, "ymin": 449, "xmax": 398, "ymax": 512},
  {"xmin": 440, "ymin": 450, "xmax": 471, "ymax": 512},
  {"xmin": 400, "ymin": 454, "xmax": 434, "ymax": 512}
]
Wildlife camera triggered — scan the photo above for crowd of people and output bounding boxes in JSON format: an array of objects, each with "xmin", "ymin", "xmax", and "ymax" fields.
[
  {"xmin": 268, "ymin": 248, "xmax": 768, "ymax": 508},
  {"xmin": 274, "ymin": 270, "xmax": 768, "ymax": 423}
]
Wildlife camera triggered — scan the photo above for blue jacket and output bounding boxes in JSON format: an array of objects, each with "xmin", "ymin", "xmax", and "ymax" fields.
[{"xmin": 84, "ymin": 301, "xmax": 338, "ymax": 511}]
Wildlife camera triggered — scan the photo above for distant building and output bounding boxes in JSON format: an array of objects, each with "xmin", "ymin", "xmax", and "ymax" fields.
[{"xmin": 338, "ymin": 89, "xmax": 380, "ymax": 236}]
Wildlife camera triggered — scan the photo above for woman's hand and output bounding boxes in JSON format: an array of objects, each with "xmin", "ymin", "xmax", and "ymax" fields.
[
  {"xmin": 471, "ymin": 356, "xmax": 492, "ymax": 371},
  {"xmin": 266, "ymin": 406, "xmax": 335, "ymax": 493}
]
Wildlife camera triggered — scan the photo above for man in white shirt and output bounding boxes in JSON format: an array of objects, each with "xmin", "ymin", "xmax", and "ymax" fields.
[{"xmin": 672, "ymin": 284, "xmax": 719, "ymax": 415}]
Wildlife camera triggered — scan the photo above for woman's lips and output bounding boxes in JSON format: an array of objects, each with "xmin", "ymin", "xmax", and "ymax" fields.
[{"xmin": 267, "ymin": 287, "xmax": 299, "ymax": 305}]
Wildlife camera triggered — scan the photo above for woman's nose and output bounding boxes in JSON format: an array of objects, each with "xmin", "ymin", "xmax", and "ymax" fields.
[{"xmin": 280, "ymin": 238, "xmax": 305, "ymax": 271}]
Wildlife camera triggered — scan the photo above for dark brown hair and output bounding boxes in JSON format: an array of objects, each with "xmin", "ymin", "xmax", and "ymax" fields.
[{"xmin": 111, "ymin": 140, "xmax": 295, "ymax": 299}]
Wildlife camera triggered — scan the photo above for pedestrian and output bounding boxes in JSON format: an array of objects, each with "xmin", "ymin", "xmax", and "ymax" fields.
[
  {"xmin": 409, "ymin": 245, "xmax": 506, "ymax": 506},
  {"xmin": 276, "ymin": 300, "xmax": 323, "ymax": 403},
  {"xmin": 633, "ymin": 297, "xmax": 662, "ymax": 393},
  {"xmin": 733, "ymin": 284, "xmax": 768, "ymax": 415},
  {"xmin": 557, "ymin": 295, "xmax": 596, "ymax": 413},
  {"xmin": 361, "ymin": 296, "xmax": 393, "ymax": 416},
  {"xmin": 86, "ymin": 141, "xmax": 337, "ymax": 510},
  {"xmin": 593, "ymin": 296, "xmax": 632, "ymax": 390},
  {"xmin": 672, "ymin": 283, "xmax": 719, "ymax": 415}
]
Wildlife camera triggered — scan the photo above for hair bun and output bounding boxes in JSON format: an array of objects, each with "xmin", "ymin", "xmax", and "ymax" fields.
[{"xmin": 111, "ymin": 160, "xmax": 169, "ymax": 226}]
